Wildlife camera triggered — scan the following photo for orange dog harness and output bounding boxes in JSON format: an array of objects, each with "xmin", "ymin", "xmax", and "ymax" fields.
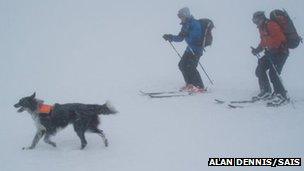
[{"xmin": 38, "ymin": 104, "xmax": 54, "ymax": 114}]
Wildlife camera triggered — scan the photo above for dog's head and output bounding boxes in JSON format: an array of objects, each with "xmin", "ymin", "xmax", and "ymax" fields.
[{"xmin": 14, "ymin": 93, "xmax": 38, "ymax": 113}]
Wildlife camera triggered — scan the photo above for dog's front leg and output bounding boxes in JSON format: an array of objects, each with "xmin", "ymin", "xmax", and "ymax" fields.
[{"xmin": 23, "ymin": 130, "xmax": 45, "ymax": 150}]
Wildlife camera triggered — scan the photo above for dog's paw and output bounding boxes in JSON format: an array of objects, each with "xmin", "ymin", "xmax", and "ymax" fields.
[
  {"xmin": 47, "ymin": 141, "xmax": 57, "ymax": 147},
  {"xmin": 104, "ymin": 139, "xmax": 109, "ymax": 147},
  {"xmin": 80, "ymin": 143, "xmax": 87, "ymax": 150},
  {"xmin": 50, "ymin": 142, "xmax": 57, "ymax": 147},
  {"xmin": 22, "ymin": 146, "xmax": 34, "ymax": 150}
]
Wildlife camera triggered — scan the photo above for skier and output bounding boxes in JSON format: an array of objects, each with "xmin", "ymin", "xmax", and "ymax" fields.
[
  {"xmin": 251, "ymin": 11, "xmax": 289, "ymax": 103},
  {"xmin": 163, "ymin": 7, "xmax": 206, "ymax": 93}
]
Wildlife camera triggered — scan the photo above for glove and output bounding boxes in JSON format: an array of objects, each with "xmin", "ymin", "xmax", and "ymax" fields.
[
  {"xmin": 251, "ymin": 46, "xmax": 263, "ymax": 56},
  {"xmin": 163, "ymin": 34, "xmax": 173, "ymax": 42}
]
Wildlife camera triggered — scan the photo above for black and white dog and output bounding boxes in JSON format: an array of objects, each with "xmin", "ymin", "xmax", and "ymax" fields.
[{"xmin": 14, "ymin": 93, "xmax": 117, "ymax": 150}]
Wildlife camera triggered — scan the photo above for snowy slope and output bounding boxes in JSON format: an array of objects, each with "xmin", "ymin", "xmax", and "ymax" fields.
[{"xmin": 0, "ymin": 0, "xmax": 304, "ymax": 171}]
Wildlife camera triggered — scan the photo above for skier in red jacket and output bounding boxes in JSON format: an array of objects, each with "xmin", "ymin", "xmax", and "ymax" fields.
[{"xmin": 251, "ymin": 11, "xmax": 289, "ymax": 104}]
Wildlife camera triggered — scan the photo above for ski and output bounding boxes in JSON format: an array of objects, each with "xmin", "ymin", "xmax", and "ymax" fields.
[
  {"xmin": 230, "ymin": 99, "xmax": 260, "ymax": 104},
  {"xmin": 139, "ymin": 90, "xmax": 182, "ymax": 96},
  {"xmin": 215, "ymin": 98, "xmax": 260, "ymax": 104},
  {"xmin": 140, "ymin": 90, "xmax": 194, "ymax": 98},
  {"xmin": 228, "ymin": 104, "xmax": 244, "ymax": 109},
  {"xmin": 216, "ymin": 97, "xmax": 303, "ymax": 108},
  {"xmin": 214, "ymin": 99, "xmax": 225, "ymax": 104},
  {"xmin": 214, "ymin": 99, "xmax": 245, "ymax": 109},
  {"xmin": 266, "ymin": 98, "xmax": 290, "ymax": 107},
  {"xmin": 148, "ymin": 93, "xmax": 191, "ymax": 98}
]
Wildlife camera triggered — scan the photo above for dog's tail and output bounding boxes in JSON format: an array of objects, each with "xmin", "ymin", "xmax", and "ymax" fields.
[{"xmin": 99, "ymin": 101, "xmax": 118, "ymax": 115}]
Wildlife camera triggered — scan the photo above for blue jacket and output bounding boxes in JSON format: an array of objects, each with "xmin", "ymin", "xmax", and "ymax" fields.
[{"xmin": 171, "ymin": 16, "xmax": 204, "ymax": 56}]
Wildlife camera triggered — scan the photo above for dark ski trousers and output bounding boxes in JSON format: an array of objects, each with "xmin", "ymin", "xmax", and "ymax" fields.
[
  {"xmin": 178, "ymin": 51, "xmax": 204, "ymax": 88},
  {"xmin": 255, "ymin": 50, "xmax": 289, "ymax": 97}
]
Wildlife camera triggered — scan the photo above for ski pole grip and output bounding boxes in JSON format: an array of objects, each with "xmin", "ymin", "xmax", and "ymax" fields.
[{"xmin": 251, "ymin": 46, "xmax": 262, "ymax": 59}]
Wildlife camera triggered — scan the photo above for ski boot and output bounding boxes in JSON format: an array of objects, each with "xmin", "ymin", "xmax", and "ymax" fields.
[
  {"xmin": 267, "ymin": 94, "xmax": 289, "ymax": 107},
  {"xmin": 187, "ymin": 85, "xmax": 206, "ymax": 94},
  {"xmin": 180, "ymin": 84, "xmax": 193, "ymax": 92},
  {"xmin": 252, "ymin": 91, "xmax": 271, "ymax": 101}
]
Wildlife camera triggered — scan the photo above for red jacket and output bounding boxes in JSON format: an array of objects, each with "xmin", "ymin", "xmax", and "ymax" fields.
[{"xmin": 259, "ymin": 20, "xmax": 286, "ymax": 51}]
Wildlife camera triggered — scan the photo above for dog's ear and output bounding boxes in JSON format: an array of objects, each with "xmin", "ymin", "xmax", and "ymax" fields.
[{"xmin": 30, "ymin": 92, "xmax": 36, "ymax": 98}]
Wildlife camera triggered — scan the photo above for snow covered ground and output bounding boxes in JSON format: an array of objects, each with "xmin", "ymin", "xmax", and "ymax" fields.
[{"xmin": 1, "ymin": 0, "xmax": 303, "ymax": 171}]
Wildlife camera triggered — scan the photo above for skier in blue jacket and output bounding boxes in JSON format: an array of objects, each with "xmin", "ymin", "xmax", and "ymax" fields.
[{"xmin": 163, "ymin": 7, "xmax": 205, "ymax": 93}]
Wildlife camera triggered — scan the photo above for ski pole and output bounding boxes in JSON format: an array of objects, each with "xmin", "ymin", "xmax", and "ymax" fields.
[
  {"xmin": 168, "ymin": 42, "xmax": 214, "ymax": 85},
  {"xmin": 268, "ymin": 56, "xmax": 296, "ymax": 109},
  {"xmin": 266, "ymin": 55, "xmax": 286, "ymax": 93},
  {"xmin": 169, "ymin": 41, "xmax": 182, "ymax": 58},
  {"xmin": 266, "ymin": 55, "xmax": 295, "ymax": 107}
]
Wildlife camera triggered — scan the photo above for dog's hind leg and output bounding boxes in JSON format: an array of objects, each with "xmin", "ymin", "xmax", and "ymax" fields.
[
  {"xmin": 23, "ymin": 130, "xmax": 45, "ymax": 150},
  {"xmin": 90, "ymin": 128, "xmax": 108, "ymax": 147},
  {"xmin": 44, "ymin": 133, "xmax": 56, "ymax": 147}
]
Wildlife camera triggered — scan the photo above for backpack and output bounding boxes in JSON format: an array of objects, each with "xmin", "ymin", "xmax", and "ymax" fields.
[
  {"xmin": 270, "ymin": 9, "xmax": 302, "ymax": 49},
  {"xmin": 198, "ymin": 18, "xmax": 214, "ymax": 48}
]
